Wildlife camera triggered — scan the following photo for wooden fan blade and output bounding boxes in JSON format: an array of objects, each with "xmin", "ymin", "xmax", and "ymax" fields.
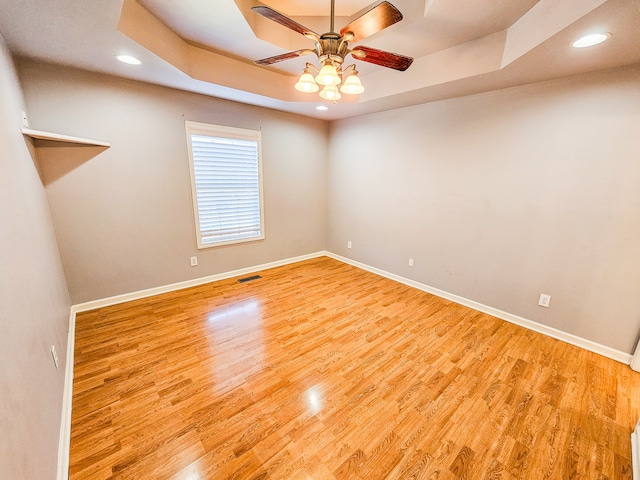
[
  {"xmin": 351, "ymin": 46, "xmax": 413, "ymax": 71},
  {"xmin": 255, "ymin": 49, "xmax": 314, "ymax": 66},
  {"xmin": 252, "ymin": 6, "xmax": 318, "ymax": 38},
  {"xmin": 340, "ymin": 1, "xmax": 403, "ymax": 43}
]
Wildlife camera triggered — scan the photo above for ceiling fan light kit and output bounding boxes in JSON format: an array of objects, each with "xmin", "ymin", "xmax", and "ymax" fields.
[
  {"xmin": 294, "ymin": 66, "xmax": 320, "ymax": 93},
  {"xmin": 320, "ymin": 84, "xmax": 342, "ymax": 101},
  {"xmin": 341, "ymin": 69, "xmax": 365, "ymax": 95},
  {"xmin": 316, "ymin": 62, "xmax": 342, "ymax": 86},
  {"xmin": 253, "ymin": 0, "xmax": 413, "ymax": 103}
]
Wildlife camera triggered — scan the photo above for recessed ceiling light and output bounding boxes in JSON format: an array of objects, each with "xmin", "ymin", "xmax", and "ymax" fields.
[
  {"xmin": 572, "ymin": 33, "xmax": 611, "ymax": 48},
  {"xmin": 116, "ymin": 54, "xmax": 142, "ymax": 65},
  {"xmin": 316, "ymin": 105, "xmax": 329, "ymax": 111}
]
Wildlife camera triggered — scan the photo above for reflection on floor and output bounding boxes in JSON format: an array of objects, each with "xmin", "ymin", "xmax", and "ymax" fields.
[{"xmin": 70, "ymin": 256, "xmax": 640, "ymax": 479}]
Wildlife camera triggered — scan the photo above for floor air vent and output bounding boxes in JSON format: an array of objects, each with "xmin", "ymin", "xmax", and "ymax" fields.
[{"xmin": 238, "ymin": 275, "xmax": 262, "ymax": 283}]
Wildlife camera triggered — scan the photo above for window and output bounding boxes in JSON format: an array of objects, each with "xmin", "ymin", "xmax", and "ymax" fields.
[{"xmin": 185, "ymin": 121, "xmax": 265, "ymax": 248}]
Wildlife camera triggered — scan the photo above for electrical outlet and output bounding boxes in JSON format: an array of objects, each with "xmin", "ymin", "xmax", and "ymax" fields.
[
  {"xmin": 538, "ymin": 294, "xmax": 551, "ymax": 308},
  {"xmin": 408, "ymin": 258, "xmax": 414, "ymax": 267},
  {"xmin": 347, "ymin": 241, "xmax": 352, "ymax": 249},
  {"xmin": 190, "ymin": 256, "xmax": 198, "ymax": 267},
  {"xmin": 51, "ymin": 345, "xmax": 59, "ymax": 369}
]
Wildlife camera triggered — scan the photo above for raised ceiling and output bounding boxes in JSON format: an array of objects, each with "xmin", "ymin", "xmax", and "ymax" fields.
[{"xmin": 0, "ymin": 0, "xmax": 639, "ymax": 120}]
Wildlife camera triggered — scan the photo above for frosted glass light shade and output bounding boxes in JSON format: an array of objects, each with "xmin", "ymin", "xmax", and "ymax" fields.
[
  {"xmin": 316, "ymin": 64, "xmax": 341, "ymax": 86},
  {"xmin": 295, "ymin": 70, "xmax": 319, "ymax": 92},
  {"xmin": 319, "ymin": 85, "xmax": 341, "ymax": 101},
  {"xmin": 340, "ymin": 71, "xmax": 365, "ymax": 94}
]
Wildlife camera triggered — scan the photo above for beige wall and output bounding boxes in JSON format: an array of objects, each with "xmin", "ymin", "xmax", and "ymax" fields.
[
  {"xmin": 327, "ymin": 65, "xmax": 640, "ymax": 354},
  {"xmin": 17, "ymin": 60, "xmax": 328, "ymax": 304},
  {"xmin": 0, "ymin": 37, "xmax": 71, "ymax": 479},
  {"xmin": 15, "ymin": 59, "xmax": 640, "ymax": 356}
]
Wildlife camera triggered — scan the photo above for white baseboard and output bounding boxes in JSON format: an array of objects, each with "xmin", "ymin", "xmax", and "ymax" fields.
[
  {"xmin": 74, "ymin": 249, "xmax": 631, "ymax": 364},
  {"xmin": 325, "ymin": 252, "xmax": 632, "ymax": 365},
  {"xmin": 57, "ymin": 308, "xmax": 76, "ymax": 480},
  {"xmin": 631, "ymin": 340, "xmax": 640, "ymax": 373},
  {"xmin": 633, "ymin": 426, "xmax": 640, "ymax": 480},
  {"xmin": 58, "ymin": 249, "xmax": 632, "ymax": 479},
  {"xmin": 72, "ymin": 251, "xmax": 326, "ymax": 313}
]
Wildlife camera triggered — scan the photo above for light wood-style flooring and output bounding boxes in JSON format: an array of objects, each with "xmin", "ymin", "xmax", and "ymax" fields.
[{"xmin": 70, "ymin": 256, "xmax": 640, "ymax": 479}]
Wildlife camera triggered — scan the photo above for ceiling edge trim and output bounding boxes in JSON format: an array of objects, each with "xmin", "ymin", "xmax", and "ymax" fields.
[{"xmin": 118, "ymin": 0, "xmax": 306, "ymax": 102}]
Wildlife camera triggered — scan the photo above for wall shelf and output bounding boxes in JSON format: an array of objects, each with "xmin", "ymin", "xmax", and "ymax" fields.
[{"xmin": 21, "ymin": 128, "xmax": 110, "ymax": 147}]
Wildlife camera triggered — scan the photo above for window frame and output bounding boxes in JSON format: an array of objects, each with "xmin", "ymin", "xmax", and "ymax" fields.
[{"xmin": 185, "ymin": 121, "xmax": 265, "ymax": 249}]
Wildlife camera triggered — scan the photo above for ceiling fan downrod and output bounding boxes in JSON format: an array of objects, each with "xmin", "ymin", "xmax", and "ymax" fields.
[{"xmin": 330, "ymin": 0, "xmax": 335, "ymax": 34}]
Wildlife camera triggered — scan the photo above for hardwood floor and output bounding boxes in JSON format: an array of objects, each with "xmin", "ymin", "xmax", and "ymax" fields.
[{"xmin": 70, "ymin": 256, "xmax": 640, "ymax": 479}]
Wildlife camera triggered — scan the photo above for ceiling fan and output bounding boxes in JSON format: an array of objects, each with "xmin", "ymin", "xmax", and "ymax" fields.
[{"xmin": 252, "ymin": 0, "xmax": 414, "ymax": 101}]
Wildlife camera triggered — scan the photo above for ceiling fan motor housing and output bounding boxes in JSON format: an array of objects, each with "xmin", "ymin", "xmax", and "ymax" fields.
[
  {"xmin": 253, "ymin": 2, "xmax": 413, "ymax": 75},
  {"xmin": 317, "ymin": 33, "xmax": 350, "ymax": 65}
]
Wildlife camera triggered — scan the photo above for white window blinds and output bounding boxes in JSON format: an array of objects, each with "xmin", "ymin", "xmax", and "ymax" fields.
[{"xmin": 186, "ymin": 122, "xmax": 264, "ymax": 248}]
